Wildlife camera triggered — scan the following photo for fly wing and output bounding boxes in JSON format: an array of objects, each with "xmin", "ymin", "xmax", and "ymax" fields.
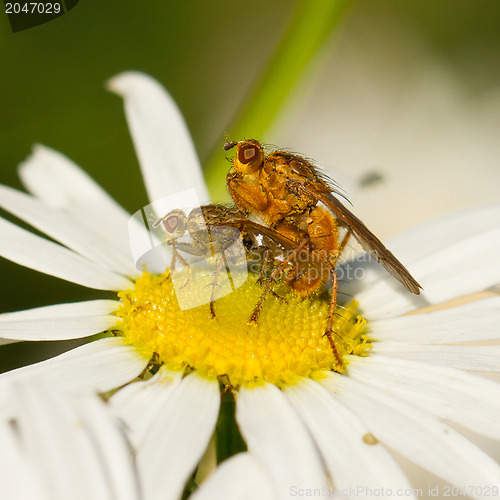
[
  {"xmin": 217, "ymin": 218, "xmax": 298, "ymax": 251},
  {"xmin": 300, "ymin": 182, "xmax": 422, "ymax": 294}
]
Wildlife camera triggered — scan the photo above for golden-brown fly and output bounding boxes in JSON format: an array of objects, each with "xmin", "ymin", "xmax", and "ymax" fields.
[
  {"xmin": 154, "ymin": 140, "xmax": 421, "ymax": 367},
  {"xmin": 223, "ymin": 139, "xmax": 422, "ymax": 365}
]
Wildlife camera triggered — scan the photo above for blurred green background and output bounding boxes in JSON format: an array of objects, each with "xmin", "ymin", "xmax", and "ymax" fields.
[{"xmin": 1, "ymin": 0, "xmax": 499, "ymax": 372}]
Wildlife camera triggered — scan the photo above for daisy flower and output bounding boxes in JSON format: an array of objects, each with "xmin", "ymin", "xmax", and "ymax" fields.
[{"xmin": 1, "ymin": 72, "xmax": 500, "ymax": 500}]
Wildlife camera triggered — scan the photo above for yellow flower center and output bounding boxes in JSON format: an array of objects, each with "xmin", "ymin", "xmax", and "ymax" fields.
[{"xmin": 117, "ymin": 270, "xmax": 368, "ymax": 388}]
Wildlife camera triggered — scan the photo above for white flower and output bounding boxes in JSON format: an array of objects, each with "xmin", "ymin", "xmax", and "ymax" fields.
[{"xmin": 0, "ymin": 72, "xmax": 500, "ymax": 500}]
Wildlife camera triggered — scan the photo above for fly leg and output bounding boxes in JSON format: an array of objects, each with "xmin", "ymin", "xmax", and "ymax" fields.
[
  {"xmin": 337, "ymin": 231, "xmax": 351, "ymax": 260},
  {"xmin": 324, "ymin": 270, "xmax": 343, "ymax": 369},
  {"xmin": 169, "ymin": 241, "xmax": 205, "ymax": 289},
  {"xmin": 168, "ymin": 241, "xmax": 192, "ymax": 289},
  {"xmin": 209, "ymin": 256, "xmax": 226, "ymax": 319},
  {"xmin": 308, "ymin": 248, "xmax": 344, "ymax": 369},
  {"xmin": 256, "ymin": 248, "xmax": 272, "ymax": 286},
  {"xmin": 256, "ymin": 248, "xmax": 286, "ymax": 303},
  {"xmin": 248, "ymin": 237, "xmax": 309, "ymax": 325}
]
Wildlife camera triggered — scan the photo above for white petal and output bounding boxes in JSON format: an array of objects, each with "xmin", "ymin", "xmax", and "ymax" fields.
[
  {"xmin": 107, "ymin": 71, "xmax": 209, "ymax": 203},
  {"xmin": 0, "ymin": 216, "xmax": 133, "ymax": 290},
  {"xmin": 322, "ymin": 373, "xmax": 500, "ymax": 498},
  {"xmin": 110, "ymin": 366, "xmax": 183, "ymax": 447},
  {"xmin": 18, "ymin": 145, "xmax": 138, "ymax": 275},
  {"xmin": 388, "ymin": 202, "xmax": 500, "ymax": 264},
  {"xmin": 137, "ymin": 373, "xmax": 220, "ymax": 500},
  {"xmin": 16, "ymin": 381, "xmax": 115, "ymax": 500},
  {"xmin": 369, "ymin": 295, "xmax": 500, "ymax": 344},
  {"xmin": 0, "ymin": 183, "xmax": 138, "ymax": 277},
  {"xmin": 346, "ymin": 355, "xmax": 500, "ymax": 440},
  {"xmin": 372, "ymin": 343, "xmax": 500, "ymax": 371},
  {"xmin": 0, "ymin": 300, "xmax": 120, "ymax": 341},
  {"xmin": 191, "ymin": 453, "xmax": 275, "ymax": 500},
  {"xmin": 358, "ymin": 227, "xmax": 500, "ymax": 319},
  {"xmin": 0, "ymin": 299, "xmax": 119, "ymax": 321},
  {"xmin": 0, "ymin": 317, "xmax": 117, "ymax": 341},
  {"xmin": 284, "ymin": 379, "xmax": 415, "ymax": 497},
  {"xmin": 0, "ymin": 337, "xmax": 148, "ymax": 419},
  {"xmin": 0, "ymin": 418, "xmax": 46, "ymax": 500},
  {"xmin": 74, "ymin": 393, "xmax": 141, "ymax": 500},
  {"xmin": 236, "ymin": 384, "xmax": 327, "ymax": 500}
]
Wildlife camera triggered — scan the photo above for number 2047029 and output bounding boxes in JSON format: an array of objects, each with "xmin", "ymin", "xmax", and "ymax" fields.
[{"xmin": 5, "ymin": 2, "xmax": 61, "ymax": 14}]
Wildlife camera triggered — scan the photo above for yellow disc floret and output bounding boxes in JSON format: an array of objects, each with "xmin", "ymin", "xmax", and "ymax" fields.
[{"xmin": 117, "ymin": 271, "xmax": 368, "ymax": 388}]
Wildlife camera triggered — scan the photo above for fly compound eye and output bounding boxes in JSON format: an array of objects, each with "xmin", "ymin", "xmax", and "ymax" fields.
[
  {"xmin": 162, "ymin": 215, "xmax": 179, "ymax": 234},
  {"xmin": 238, "ymin": 145, "xmax": 259, "ymax": 165},
  {"xmin": 160, "ymin": 209, "xmax": 187, "ymax": 236}
]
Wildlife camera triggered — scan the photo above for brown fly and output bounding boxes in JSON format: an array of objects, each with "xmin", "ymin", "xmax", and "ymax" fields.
[{"xmin": 223, "ymin": 139, "xmax": 422, "ymax": 366}]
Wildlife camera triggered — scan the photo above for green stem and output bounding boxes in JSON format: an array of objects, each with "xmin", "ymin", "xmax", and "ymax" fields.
[
  {"xmin": 215, "ymin": 390, "xmax": 247, "ymax": 463},
  {"xmin": 204, "ymin": 0, "xmax": 352, "ymax": 200}
]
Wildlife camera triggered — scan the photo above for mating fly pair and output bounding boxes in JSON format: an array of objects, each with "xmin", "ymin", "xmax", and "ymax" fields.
[{"xmin": 153, "ymin": 139, "xmax": 421, "ymax": 365}]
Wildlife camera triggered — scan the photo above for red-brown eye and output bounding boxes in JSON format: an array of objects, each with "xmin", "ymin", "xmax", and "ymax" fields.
[
  {"xmin": 238, "ymin": 145, "xmax": 258, "ymax": 164},
  {"xmin": 162, "ymin": 215, "xmax": 179, "ymax": 233}
]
